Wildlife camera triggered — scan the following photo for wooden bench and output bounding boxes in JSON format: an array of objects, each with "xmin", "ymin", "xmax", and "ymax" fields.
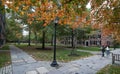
[{"xmin": 112, "ymin": 53, "xmax": 120, "ymax": 64}]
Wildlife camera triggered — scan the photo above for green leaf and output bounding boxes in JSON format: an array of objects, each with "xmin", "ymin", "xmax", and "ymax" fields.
[
  {"xmin": 6, "ymin": 8, "xmax": 10, "ymax": 13},
  {"xmin": 30, "ymin": 0, "xmax": 36, "ymax": 4}
]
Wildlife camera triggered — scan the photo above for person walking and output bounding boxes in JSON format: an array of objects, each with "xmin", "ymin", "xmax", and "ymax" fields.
[
  {"xmin": 106, "ymin": 46, "xmax": 110, "ymax": 57},
  {"xmin": 101, "ymin": 45, "xmax": 106, "ymax": 57}
]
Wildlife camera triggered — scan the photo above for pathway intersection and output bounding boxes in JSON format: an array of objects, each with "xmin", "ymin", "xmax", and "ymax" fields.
[{"xmin": 9, "ymin": 45, "xmax": 118, "ymax": 74}]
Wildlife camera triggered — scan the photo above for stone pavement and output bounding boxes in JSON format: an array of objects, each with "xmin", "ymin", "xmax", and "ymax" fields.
[
  {"xmin": 77, "ymin": 48, "xmax": 114, "ymax": 55},
  {"xmin": 10, "ymin": 45, "xmax": 65, "ymax": 74},
  {"xmin": 111, "ymin": 48, "xmax": 120, "ymax": 54},
  {"xmin": 48, "ymin": 55, "xmax": 112, "ymax": 74},
  {"xmin": 10, "ymin": 45, "xmax": 119, "ymax": 74}
]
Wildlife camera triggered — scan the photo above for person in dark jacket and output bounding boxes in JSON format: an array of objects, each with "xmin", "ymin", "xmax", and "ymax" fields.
[{"xmin": 101, "ymin": 45, "xmax": 106, "ymax": 57}]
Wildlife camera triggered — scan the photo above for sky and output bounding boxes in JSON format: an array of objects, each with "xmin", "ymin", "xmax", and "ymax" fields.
[
  {"xmin": 22, "ymin": 25, "xmax": 28, "ymax": 36},
  {"xmin": 86, "ymin": 2, "xmax": 91, "ymax": 9},
  {"xmin": 23, "ymin": 30, "xmax": 28, "ymax": 36}
]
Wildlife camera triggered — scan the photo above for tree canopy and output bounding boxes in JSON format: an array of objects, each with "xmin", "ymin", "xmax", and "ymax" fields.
[
  {"xmin": 1, "ymin": 0, "xmax": 120, "ymax": 42},
  {"xmin": 90, "ymin": 0, "xmax": 120, "ymax": 42}
]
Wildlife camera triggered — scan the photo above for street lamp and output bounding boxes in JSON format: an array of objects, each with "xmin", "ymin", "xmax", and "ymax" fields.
[
  {"xmin": 28, "ymin": 25, "xmax": 31, "ymax": 46},
  {"xmin": 51, "ymin": 17, "xmax": 59, "ymax": 67}
]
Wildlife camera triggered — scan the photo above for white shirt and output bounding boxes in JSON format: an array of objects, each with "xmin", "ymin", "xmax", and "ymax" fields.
[{"xmin": 106, "ymin": 47, "xmax": 109, "ymax": 50}]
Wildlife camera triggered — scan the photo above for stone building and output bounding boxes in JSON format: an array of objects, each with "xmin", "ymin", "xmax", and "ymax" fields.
[
  {"xmin": 59, "ymin": 30, "xmax": 113, "ymax": 47},
  {"xmin": 83, "ymin": 31, "xmax": 101, "ymax": 46},
  {"xmin": 84, "ymin": 31, "xmax": 112, "ymax": 46}
]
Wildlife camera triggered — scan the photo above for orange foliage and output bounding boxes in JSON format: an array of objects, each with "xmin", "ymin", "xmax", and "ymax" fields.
[{"xmin": 3, "ymin": 0, "xmax": 91, "ymax": 29}]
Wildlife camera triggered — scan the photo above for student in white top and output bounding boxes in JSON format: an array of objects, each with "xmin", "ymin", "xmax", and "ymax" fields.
[{"xmin": 106, "ymin": 46, "xmax": 110, "ymax": 56}]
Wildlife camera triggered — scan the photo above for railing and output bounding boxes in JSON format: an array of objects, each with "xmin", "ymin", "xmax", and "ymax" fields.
[
  {"xmin": 0, "ymin": 50, "xmax": 13, "ymax": 74},
  {"xmin": 0, "ymin": 65, "xmax": 13, "ymax": 74},
  {"xmin": 112, "ymin": 53, "xmax": 120, "ymax": 64}
]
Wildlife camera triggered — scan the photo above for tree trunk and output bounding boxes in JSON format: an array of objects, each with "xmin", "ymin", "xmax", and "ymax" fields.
[
  {"xmin": 28, "ymin": 26, "xmax": 31, "ymax": 46},
  {"xmin": 34, "ymin": 31, "xmax": 38, "ymax": 45},
  {"xmin": 18, "ymin": 39, "xmax": 20, "ymax": 45},
  {"xmin": 69, "ymin": 29, "xmax": 78, "ymax": 56},
  {"xmin": 71, "ymin": 29, "xmax": 74, "ymax": 48},
  {"xmin": 42, "ymin": 30, "xmax": 45, "ymax": 49}
]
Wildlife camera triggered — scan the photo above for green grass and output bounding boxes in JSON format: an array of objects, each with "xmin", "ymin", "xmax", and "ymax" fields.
[
  {"xmin": 97, "ymin": 64, "xmax": 120, "ymax": 74},
  {"xmin": 17, "ymin": 45, "xmax": 92, "ymax": 62},
  {"xmin": 0, "ymin": 45, "xmax": 11, "ymax": 68},
  {"xmin": 15, "ymin": 43, "xmax": 100, "ymax": 51},
  {"xmin": 0, "ymin": 45, "xmax": 9, "ymax": 50},
  {"xmin": 0, "ymin": 52, "xmax": 11, "ymax": 68},
  {"xmin": 77, "ymin": 46, "xmax": 100, "ymax": 51}
]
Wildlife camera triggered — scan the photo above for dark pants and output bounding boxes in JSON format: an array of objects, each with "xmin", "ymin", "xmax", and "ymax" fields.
[{"xmin": 102, "ymin": 51, "xmax": 105, "ymax": 57}]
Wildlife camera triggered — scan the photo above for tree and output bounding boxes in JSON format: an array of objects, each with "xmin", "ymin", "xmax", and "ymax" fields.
[
  {"xmin": 0, "ymin": 0, "xmax": 6, "ymax": 47},
  {"xmin": 90, "ymin": 0, "xmax": 120, "ymax": 42},
  {"xmin": 3, "ymin": 0, "xmax": 119, "ymax": 45},
  {"xmin": 6, "ymin": 16, "xmax": 23, "ymax": 43}
]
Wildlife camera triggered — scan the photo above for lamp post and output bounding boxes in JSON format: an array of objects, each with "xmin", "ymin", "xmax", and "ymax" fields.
[
  {"xmin": 28, "ymin": 25, "xmax": 31, "ymax": 46},
  {"xmin": 51, "ymin": 17, "xmax": 59, "ymax": 67}
]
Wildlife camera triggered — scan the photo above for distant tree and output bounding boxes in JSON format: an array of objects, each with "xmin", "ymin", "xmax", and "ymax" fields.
[{"xmin": 6, "ymin": 17, "xmax": 23, "ymax": 43}]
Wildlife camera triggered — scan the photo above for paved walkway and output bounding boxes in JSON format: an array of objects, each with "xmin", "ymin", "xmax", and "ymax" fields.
[
  {"xmin": 10, "ymin": 45, "xmax": 65, "ymax": 74},
  {"xmin": 49, "ymin": 55, "xmax": 112, "ymax": 74},
  {"xmin": 9, "ymin": 45, "xmax": 119, "ymax": 74},
  {"xmin": 77, "ymin": 48, "xmax": 114, "ymax": 55}
]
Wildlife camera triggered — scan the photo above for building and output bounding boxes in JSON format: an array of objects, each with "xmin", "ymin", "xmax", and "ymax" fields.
[
  {"xmin": 83, "ymin": 31, "xmax": 101, "ymax": 46},
  {"xmin": 59, "ymin": 30, "xmax": 113, "ymax": 47}
]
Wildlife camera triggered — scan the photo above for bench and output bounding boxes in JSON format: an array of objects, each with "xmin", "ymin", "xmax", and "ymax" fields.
[{"xmin": 112, "ymin": 53, "xmax": 120, "ymax": 64}]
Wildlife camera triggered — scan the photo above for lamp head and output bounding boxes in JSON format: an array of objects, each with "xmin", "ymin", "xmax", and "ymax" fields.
[{"xmin": 54, "ymin": 17, "xmax": 59, "ymax": 24}]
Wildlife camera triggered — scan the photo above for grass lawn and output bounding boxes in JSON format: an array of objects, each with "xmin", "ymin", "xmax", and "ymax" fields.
[
  {"xmin": 16, "ymin": 45, "xmax": 92, "ymax": 62},
  {"xmin": 0, "ymin": 45, "xmax": 11, "ymax": 68},
  {"xmin": 77, "ymin": 46, "xmax": 100, "ymax": 51},
  {"xmin": 97, "ymin": 64, "xmax": 120, "ymax": 74},
  {"xmin": 0, "ymin": 45, "xmax": 9, "ymax": 50}
]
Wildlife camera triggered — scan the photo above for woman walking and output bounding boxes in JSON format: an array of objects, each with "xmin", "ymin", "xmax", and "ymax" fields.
[{"xmin": 106, "ymin": 46, "xmax": 110, "ymax": 57}]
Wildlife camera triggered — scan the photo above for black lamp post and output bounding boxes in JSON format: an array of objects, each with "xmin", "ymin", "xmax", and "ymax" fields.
[
  {"xmin": 28, "ymin": 25, "xmax": 31, "ymax": 46},
  {"xmin": 51, "ymin": 17, "xmax": 59, "ymax": 67}
]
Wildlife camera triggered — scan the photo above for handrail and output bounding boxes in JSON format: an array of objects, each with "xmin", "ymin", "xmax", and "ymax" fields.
[{"xmin": 112, "ymin": 53, "xmax": 120, "ymax": 64}]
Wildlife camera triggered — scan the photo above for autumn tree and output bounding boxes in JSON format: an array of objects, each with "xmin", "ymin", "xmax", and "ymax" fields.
[
  {"xmin": 2, "ymin": 0, "xmax": 119, "ymax": 46},
  {"xmin": 90, "ymin": 0, "xmax": 120, "ymax": 44}
]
